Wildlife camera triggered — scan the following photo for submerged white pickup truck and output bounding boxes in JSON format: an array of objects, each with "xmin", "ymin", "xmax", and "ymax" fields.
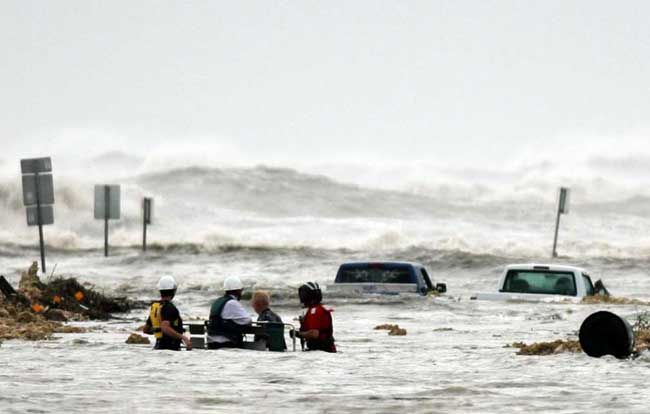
[{"xmin": 472, "ymin": 264, "xmax": 607, "ymax": 302}]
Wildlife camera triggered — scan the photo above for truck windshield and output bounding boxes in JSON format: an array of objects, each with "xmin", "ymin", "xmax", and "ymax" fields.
[
  {"xmin": 337, "ymin": 266, "xmax": 413, "ymax": 284},
  {"xmin": 502, "ymin": 270, "xmax": 577, "ymax": 296}
]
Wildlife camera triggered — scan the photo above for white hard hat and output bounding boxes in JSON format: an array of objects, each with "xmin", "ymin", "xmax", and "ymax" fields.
[
  {"xmin": 223, "ymin": 276, "xmax": 243, "ymax": 291},
  {"xmin": 158, "ymin": 275, "xmax": 177, "ymax": 291}
]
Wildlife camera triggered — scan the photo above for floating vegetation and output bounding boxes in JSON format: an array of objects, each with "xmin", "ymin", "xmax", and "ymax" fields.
[
  {"xmin": 510, "ymin": 312, "xmax": 650, "ymax": 357},
  {"xmin": 126, "ymin": 333, "xmax": 150, "ymax": 344},
  {"xmin": 0, "ymin": 312, "xmax": 86, "ymax": 341},
  {"xmin": 581, "ymin": 295, "xmax": 650, "ymax": 306},
  {"xmin": 510, "ymin": 340, "xmax": 582, "ymax": 355},
  {"xmin": 635, "ymin": 330, "xmax": 650, "ymax": 353},
  {"xmin": 375, "ymin": 324, "xmax": 407, "ymax": 336},
  {"xmin": 632, "ymin": 312, "xmax": 650, "ymax": 353},
  {"xmin": 388, "ymin": 327, "xmax": 407, "ymax": 336},
  {"xmin": 374, "ymin": 324, "xmax": 398, "ymax": 330}
]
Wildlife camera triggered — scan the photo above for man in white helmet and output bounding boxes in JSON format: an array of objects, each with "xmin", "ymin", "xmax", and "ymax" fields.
[
  {"xmin": 206, "ymin": 276, "xmax": 252, "ymax": 349},
  {"xmin": 143, "ymin": 276, "xmax": 192, "ymax": 351}
]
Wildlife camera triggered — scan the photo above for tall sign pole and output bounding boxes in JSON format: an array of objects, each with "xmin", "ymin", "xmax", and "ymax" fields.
[
  {"xmin": 35, "ymin": 172, "xmax": 45, "ymax": 269},
  {"xmin": 552, "ymin": 187, "xmax": 570, "ymax": 258},
  {"xmin": 142, "ymin": 197, "xmax": 153, "ymax": 252},
  {"xmin": 104, "ymin": 186, "xmax": 110, "ymax": 257},
  {"xmin": 21, "ymin": 157, "xmax": 55, "ymax": 274},
  {"xmin": 95, "ymin": 185, "xmax": 121, "ymax": 257},
  {"xmin": 142, "ymin": 209, "xmax": 147, "ymax": 252}
]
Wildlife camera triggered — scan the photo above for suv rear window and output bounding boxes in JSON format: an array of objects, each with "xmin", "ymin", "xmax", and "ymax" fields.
[
  {"xmin": 337, "ymin": 266, "xmax": 414, "ymax": 284},
  {"xmin": 502, "ymin": 270, "xmax": 577, "ymax": 296}
]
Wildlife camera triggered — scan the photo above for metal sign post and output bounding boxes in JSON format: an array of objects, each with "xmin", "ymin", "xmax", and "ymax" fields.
[
  {"xmin": 36, "ymin": 173, "xmax": 45, "ymax": 271},
  {"xmin": 104, "ymin": 186, "xmax": 109, "ymax": 257},
  {"xmin": 20, "ymin": 157, "xmax": 54, "ymax": 274},
  {"xmin": 94, "ymin": 185, "xmax": 121, "ymax": 257},
  {"xmin": 552, "ymin": 187, "xmax": 570, "ymax": 258},
  {"xmin": 142, "ymin": 197, "xmax": 153, "ymax": 252}
]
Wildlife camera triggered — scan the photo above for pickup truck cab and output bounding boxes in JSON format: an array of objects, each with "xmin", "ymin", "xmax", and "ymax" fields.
[
  {"xmin": 327, "ymin": 261, "xmax": 446, "ymax": 296},
  {"xmin": 473, "ymin": 264, "xmax": 601, "ymax": 302}
]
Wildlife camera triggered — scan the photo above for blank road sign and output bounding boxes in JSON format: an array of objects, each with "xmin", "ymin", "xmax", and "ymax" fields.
[
  {"xmin": 94, "ymin": 185, "xmax": 121, "ymax": 220},
  {"xmin": 558, "ymin": 187, "xmax": 570, "ymax": 214},
  {"xmin": 21, "ymin": 157, "xmax": 52, "ymax": 174},
  {"xmin": 22, "ymin": 174, "xmax": 54, "ymax": 206},
  {"xmin": 143, "ymin": 198, "xmax": 153, "ymax": 224},
  {"xmin": 26, "ymin": 205, "xmax": 54, "ymax": 226}
]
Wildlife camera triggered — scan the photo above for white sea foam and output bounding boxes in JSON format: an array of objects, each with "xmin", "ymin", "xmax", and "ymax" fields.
[{"xmin": 2, "ymin": 149, "xmax": 650, "ymax": 259}]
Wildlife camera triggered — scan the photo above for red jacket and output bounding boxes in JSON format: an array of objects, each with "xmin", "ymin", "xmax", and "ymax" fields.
[{"xmin": 300, "ymin": 303, "xmax": 336, "ymax": 353}]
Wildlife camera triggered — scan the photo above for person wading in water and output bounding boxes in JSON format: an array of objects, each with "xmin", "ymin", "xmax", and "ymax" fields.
[
  {"xmin": 293, "ymin": 282, "xmax": 336, "ymax": 353},
  {"xmin": 206, "ymin": 276, "xmax": 252, "ymax": 349},
  {"xmin": 143, "ymin": 276, "xmax": 192, "ymax": 351}
]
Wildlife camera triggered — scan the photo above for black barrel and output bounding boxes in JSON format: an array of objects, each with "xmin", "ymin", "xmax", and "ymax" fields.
[{"xmin": 579, "ymin": 311, "xmax": 634, "ymax": 359}]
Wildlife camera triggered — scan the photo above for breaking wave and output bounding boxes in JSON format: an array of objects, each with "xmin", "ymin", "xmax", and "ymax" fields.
[{"xmin": 2, "ymin": 155, "xmax": 650, "ymax": 259}]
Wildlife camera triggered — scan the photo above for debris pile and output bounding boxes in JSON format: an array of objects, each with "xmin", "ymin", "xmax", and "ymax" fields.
[
  {"xmin": 1, "ymin": 262, "xmax": 143, "ymax": 341},
  {"xmin": 0, "ymin": 301, "xmax": 85, "ymax": 341},
  {"xmin": 13, "ymin": 262, "xmax": 141, "ymax": 320},
  {"xmin": 374, "ymin": 324, "xmax": 407, "ymax": 336},
  {"xmin": 43, "ymin": 277, "xmax": 139, "ymax": 319}
]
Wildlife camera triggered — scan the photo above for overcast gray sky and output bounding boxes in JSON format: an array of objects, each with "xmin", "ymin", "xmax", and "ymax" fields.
[{"xmin": 1, "ymin": 1, "xmax": 649, "ymax": 166}]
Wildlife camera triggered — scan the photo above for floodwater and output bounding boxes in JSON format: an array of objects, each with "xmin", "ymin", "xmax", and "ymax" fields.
[
  {"xmin": 2, "ymin": 162, "xmax": 650, "ymax": 412},
  {"xmin": 2, "ymin": 248, "xmax": 650, "ymax": 414}
]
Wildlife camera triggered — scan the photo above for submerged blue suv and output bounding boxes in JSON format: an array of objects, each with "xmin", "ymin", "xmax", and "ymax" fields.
[{"xmin": 330, "ymin": 261, "xmax": 446, "ymax": 296}]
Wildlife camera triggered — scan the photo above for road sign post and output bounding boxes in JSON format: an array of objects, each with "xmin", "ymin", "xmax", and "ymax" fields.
[
  {"xmin": 36, "ymin": 173, "xmax": 45, "ymax": 272},
  {"xmin": 142, "ymin": 197, "xmax": 153, "ymax": 252},
  {"xmin": 94, "ymin": 185, "xmax": 121, "ymax": 257},
  {"xmin": 552, "ymin": 187, "xmax": 570, "ymax": 258},
  {"xmin": 104, "ymin": 186, "xmax": 109, "ymax": 257},
  {"xmin": 20, "ymin": 157, "xmax": 54, "ymax": 274}
]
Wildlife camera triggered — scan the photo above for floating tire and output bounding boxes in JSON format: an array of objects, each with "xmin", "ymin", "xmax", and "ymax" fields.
[{"xmin": 579, "ymin": 311, "xmax": 634, "ymax": 359}]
